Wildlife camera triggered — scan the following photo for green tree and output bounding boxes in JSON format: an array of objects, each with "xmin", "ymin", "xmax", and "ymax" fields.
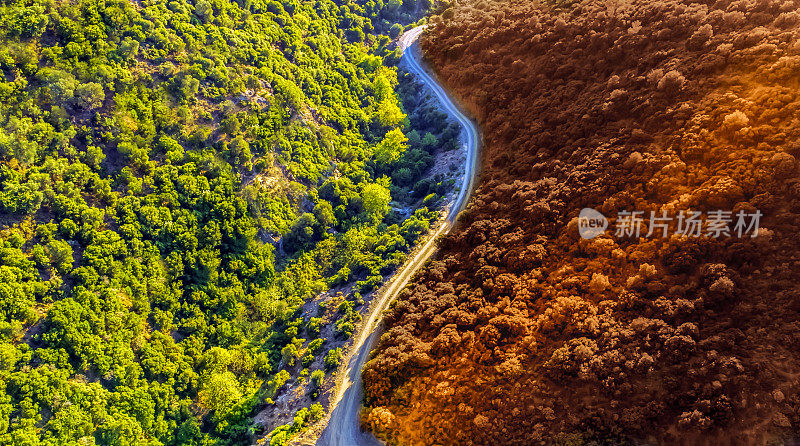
[
  {"xmin": 374, "ymin": 128, "xmax": 408, "ymax": 168},
  {"xmin": 421, "ymin": 132, "xmax": 439, "ymax": 148},
  {"xmin": 375, "ymin": 100, "xmax": 404, "ymax": 128},
  {"xmin": 73, "ymin": 83, "xmax": 105, "ymax": 110},
  {"xmin": 198, "ymin": 372, "xmax": 243, "ymax": 420},
  {"xmin": 313, "ymin": 201, "xmax": 336, "ymax": 229},
  {"xmin": 227, "ymin": 137, "xmax": 252, "ymax": 169},
  {"xmin": 362, "ymin": 183, "xmax": 391, "ymax": 217},
  {"xmin": 324, "ymin": 349, "xmax": 342, "ymax": 370},
  {"xmin": 82, "ymin": 145, "xmax": 105, "ymax": 169},
  {"xmin": 281, "ymin": 343, "xmax": 300, "ymax": 367},
  {"xmin": 46, "ymin": 239, "xmax": 73, "ymax": 274}
]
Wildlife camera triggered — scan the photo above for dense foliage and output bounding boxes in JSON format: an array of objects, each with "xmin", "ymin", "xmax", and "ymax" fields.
[
  {"xmin": 364, "ymin": 0, "xmax": 800, "ymax": 444},
  {"xmin": 0, "ymin": 0, "xmax": 455, "ymax": 443}
]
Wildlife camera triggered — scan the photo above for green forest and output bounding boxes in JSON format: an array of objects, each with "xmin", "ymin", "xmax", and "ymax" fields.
[{"xmin": 0, "ymin": 0, "xmax": 459, "ymax": 443}]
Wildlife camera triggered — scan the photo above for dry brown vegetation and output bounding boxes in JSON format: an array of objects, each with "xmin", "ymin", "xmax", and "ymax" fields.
[{"xmin": 361, "ymin": 0, "xmax": 800, "ymax": 444}]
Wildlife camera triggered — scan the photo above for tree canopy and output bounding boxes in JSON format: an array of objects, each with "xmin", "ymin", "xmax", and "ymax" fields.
[{"xmin": 0, "ymin": 0, "xmax": 447, "ymax": 443}]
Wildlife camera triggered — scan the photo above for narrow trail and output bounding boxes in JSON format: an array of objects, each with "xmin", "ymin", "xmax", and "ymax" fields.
[{"xmin": 315, "ymin": 25, "xmax": 480, "ymax": 446}]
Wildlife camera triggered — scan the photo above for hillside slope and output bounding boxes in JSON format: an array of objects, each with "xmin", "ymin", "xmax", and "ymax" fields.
[
  {"xmin": 0, "ymin": 0, "xmax": 459, "ymax": 443},
  {"xmin": 362, "ymin": 0, "xmax": 800, "ymax": 444}
]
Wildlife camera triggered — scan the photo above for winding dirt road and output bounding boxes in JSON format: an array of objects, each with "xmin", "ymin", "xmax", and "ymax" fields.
[{"xmin": 315, "ymin": 26, "xmax": 480, "ymax": 446}]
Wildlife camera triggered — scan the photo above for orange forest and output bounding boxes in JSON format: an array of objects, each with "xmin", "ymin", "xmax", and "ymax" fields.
[{"xmin": 362, "ymin": 0, "xmax": 800, "ymax": 444}]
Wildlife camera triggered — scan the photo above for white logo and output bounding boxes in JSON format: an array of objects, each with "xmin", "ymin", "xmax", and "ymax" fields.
[{"xmin": 578, "ymin": 208, "xmax": 608, "ymax": 239}]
